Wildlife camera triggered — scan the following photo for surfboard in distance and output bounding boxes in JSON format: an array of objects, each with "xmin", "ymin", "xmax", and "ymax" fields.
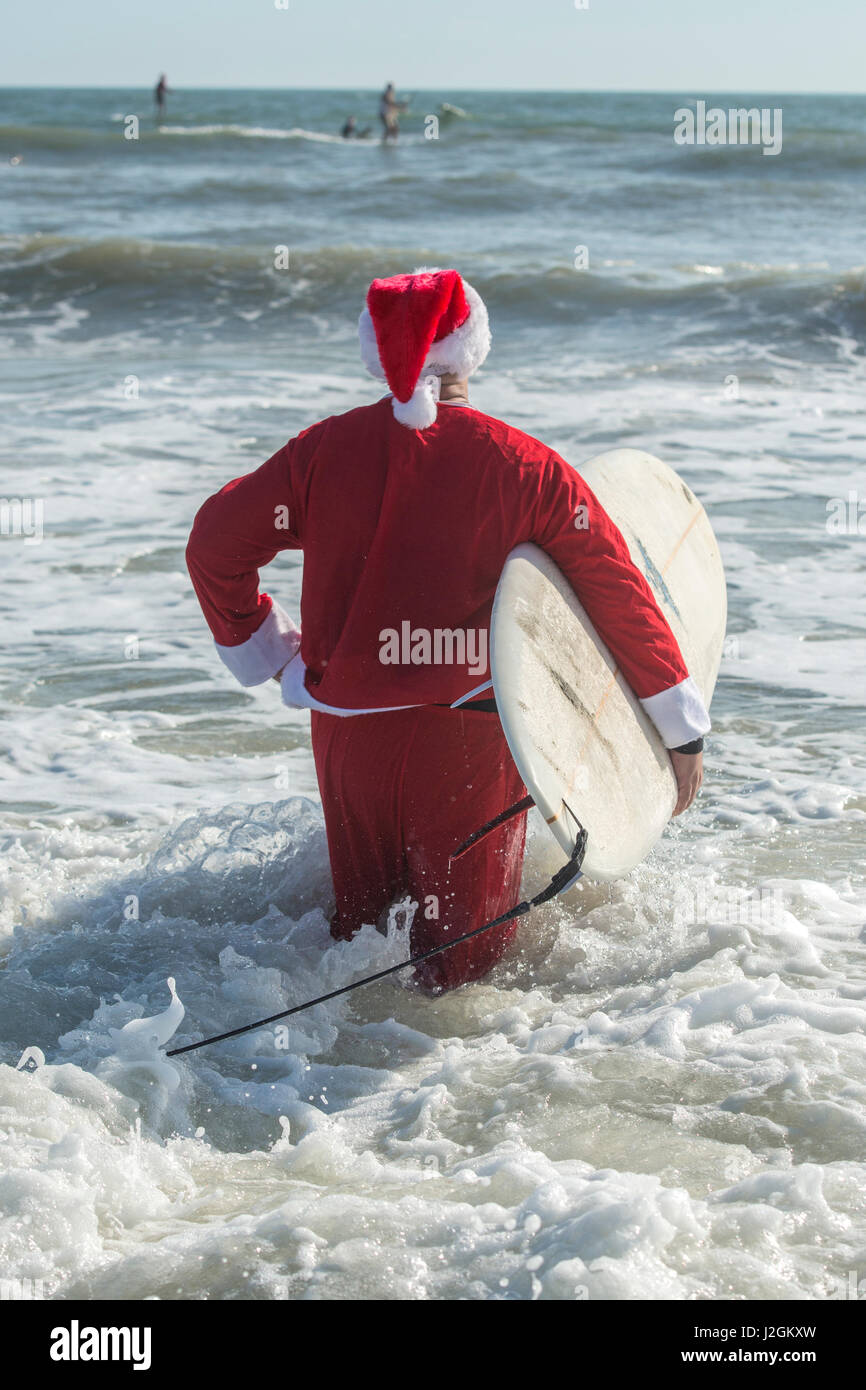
[{"xmin": 490, "ymin": 449, "xmax": 727, "ymax": 881}]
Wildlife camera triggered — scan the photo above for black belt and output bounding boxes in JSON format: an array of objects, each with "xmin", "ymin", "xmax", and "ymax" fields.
[{"xmin": 435, "ymin": 697, "xmax": 498, "ymax": 713}]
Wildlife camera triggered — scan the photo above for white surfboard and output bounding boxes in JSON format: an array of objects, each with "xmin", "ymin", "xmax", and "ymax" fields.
[{"xmin": 490, "ymin": 449, "xmax": 726, "ymax": 881}]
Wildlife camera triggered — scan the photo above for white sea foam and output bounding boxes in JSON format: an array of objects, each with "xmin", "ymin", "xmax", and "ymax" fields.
[
  {"xmin": 156, "ymin": 124, "xmax": 380, "ymax": 145},
  {"xmin": 1, "ymin": 785, "xmax": 865, "ymax": 1299}
]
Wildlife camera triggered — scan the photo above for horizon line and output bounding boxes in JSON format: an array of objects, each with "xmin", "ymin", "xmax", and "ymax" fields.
[{"xmin": 0, "ymin": 83, "xmax": 864, "ymax": 97}]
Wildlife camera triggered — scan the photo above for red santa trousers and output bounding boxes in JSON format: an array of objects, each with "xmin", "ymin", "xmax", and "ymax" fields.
[{"xmin": 311, "ymin": 704, "xmax": 527, "ymax": 993}]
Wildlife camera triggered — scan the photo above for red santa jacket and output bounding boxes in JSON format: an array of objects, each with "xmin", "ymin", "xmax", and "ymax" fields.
[{"xmin": 186, "ymin": 398, "xmax": 710, "ymax": 748}]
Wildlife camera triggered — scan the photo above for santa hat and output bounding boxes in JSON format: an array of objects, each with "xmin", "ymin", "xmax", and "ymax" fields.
[{"xmin": 359, "ymin": 267, "xmax": 491, "ymax": 429}]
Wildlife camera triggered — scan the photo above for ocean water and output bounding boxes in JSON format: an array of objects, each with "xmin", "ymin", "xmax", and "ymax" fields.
[{"xmin": 1, "ymin": 88, "xmax": 865, "ymax": 1302}]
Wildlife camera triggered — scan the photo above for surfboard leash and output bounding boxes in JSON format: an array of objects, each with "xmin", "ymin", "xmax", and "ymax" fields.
[
  {"xmin": 166, "ymin": 819, "xmax": 589, "ymax": 1058},
  {"xmin": 449, "ymin": 795, "xmax": 535, "ymax": 859}
]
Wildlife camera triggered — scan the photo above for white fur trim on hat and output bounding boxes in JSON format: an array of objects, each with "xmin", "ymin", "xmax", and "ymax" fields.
[
  {"xmin": 358, "ymin": 268, "xmax": 491, "ymax": 427},
  {"xmin": 392, "ymin": 374, "xmax": 441, "ymax": 429},
  {"xmin": 420, "ymin": 272, "xmax": 491, "ymax": 380}
]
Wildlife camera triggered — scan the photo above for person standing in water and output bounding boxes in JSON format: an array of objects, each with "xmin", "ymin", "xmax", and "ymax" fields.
[
  {"xmin": 378, "ymin": 83, "xmax": 407, "ymax": 141},
  {"xmin": 186, "ymin": 268, "xmax": 709, "ymax": 994},
  {"xmin": 154, "ymin": 74, "xmax": 170, "ymax": 120}
]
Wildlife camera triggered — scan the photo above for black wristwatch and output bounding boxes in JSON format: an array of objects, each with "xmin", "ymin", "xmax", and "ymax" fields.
[{"xmin": 672, "ymin": 738, "xmax": 704, "ymax": 755}]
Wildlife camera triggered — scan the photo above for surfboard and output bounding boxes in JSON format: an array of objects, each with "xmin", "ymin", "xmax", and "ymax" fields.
[{"xmin": 490, "ymin": 449, "xmax": 726, "ymax": 881}]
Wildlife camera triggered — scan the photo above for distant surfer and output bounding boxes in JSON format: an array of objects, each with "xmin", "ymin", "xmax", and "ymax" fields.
[
  {"xmin": 187, "ymin": 268, "xmax": 709, "ymax": 994},
  {"xmin": 378, "ymin": 83, "xmax": 408, "ymax": 141},
  {"xmin": 340, "ymin": 116, "xmax": 371, "ymax": 139},
  {"xmin": 154, "ymin": 74, "xmax": 170, "ymax": 120}
]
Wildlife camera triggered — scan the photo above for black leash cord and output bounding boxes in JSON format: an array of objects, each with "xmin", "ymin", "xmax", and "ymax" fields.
[
  {"xmin": 167, "ymin": 899, "xmax": 530, "ymax": 1056},
  {"xmin": 450, "ymin": 794, "xmax": 535, "ymax": 860},
  {"xmin": 167, "ymin": 827, "xmax": 587, "ymax": 1058}
]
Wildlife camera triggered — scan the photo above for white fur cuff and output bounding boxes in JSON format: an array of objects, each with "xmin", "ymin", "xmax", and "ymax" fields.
[
  {"xmin": 215, "ymin": 601, "xmax": 301, "ymax": 687},
  {"xmin": 280, "ymin": 652, "xmax": 419, "ymax": 716},
  {"xmin": 640, "ymin": 676, "xmax": 711, "ymax": 749}
]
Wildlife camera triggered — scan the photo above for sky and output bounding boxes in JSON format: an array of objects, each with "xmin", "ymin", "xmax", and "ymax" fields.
[{"xmin": 1, "ymin": 0, "xmax": 862, "ymax": 93}]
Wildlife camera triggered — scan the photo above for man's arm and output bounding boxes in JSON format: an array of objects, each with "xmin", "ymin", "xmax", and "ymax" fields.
[
  {"xmin": 186, "ymin": 440, "xmax": 303, "ymax": 686},
  {"xmin": 528, "ymin": 452, "xmax": 711, "ymax": 813}
]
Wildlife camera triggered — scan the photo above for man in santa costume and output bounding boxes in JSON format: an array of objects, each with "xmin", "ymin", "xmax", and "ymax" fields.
[{"xmin": 187, "ymin": 268, "xmax": 709, "ymax": 993}]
